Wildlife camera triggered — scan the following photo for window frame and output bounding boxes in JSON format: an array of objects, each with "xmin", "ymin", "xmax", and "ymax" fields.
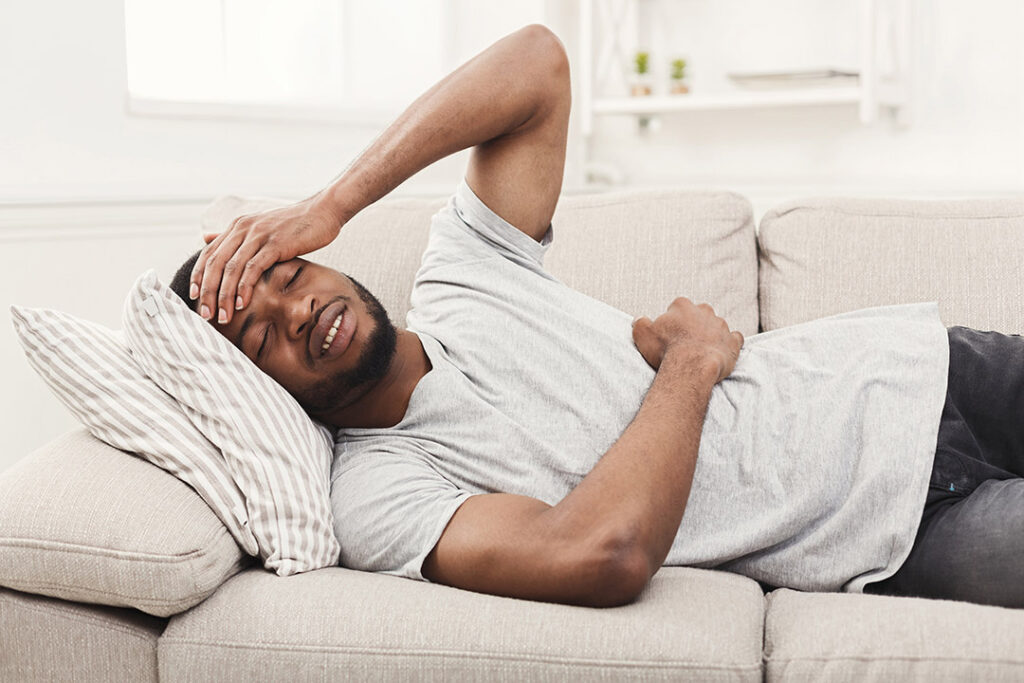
[{"xmin": 123, "ymin": 0, "xmax": 459, "ymax": 126}]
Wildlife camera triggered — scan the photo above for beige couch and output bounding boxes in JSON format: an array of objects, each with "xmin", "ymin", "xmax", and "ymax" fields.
[{"xmin": 3, "ymin": 188, "xmax": 1024, "ymax": 681}]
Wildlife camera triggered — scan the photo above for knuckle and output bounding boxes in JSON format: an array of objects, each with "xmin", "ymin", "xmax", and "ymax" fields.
[{"xmin": 260, "ymin": 248, "xmax": 279, "ymax": 264}]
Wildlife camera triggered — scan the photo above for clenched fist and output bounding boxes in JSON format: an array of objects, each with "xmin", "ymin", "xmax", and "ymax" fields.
[{"xmin": 632, "ymin": 297, "xmax": 744, "ymax": 383}]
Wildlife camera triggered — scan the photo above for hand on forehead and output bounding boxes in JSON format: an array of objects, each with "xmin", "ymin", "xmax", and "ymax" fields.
[{"xmin": 189, "ymin": 197, "xmax": 344, "ymax": 326}]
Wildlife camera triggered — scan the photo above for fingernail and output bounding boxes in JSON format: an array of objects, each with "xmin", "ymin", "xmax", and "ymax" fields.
[
  {"xmin": 200, "ymin": 305, "xmax": 210, "ymax": 320},
  {"xmin": 218, "ymin": 308, "xmax": 227, "ymax": 324},
  {"xmin": 189, "ymin": 283, "xmax": 198, "ymax": 299},
  {"xmin": 235, "ymin": 296, "xmax": 243, "ymax": 310}
]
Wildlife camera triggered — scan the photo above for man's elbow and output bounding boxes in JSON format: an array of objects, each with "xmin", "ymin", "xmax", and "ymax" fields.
[
  {"xmin": 517, "ymin": 24, "xmax": 570, "ymax": 87},
  {"xmin": 576, "ymin": 536, "xmax": 653, "ymax": 608}
]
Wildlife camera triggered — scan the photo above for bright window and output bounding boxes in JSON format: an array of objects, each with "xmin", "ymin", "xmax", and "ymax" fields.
[{"xmin": 124, "ymin": 0, "xmax": 545, "ymax": 121}]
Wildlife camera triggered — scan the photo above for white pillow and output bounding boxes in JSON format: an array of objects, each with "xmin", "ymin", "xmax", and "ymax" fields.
[
  {"xmin": 10, "ymin": 304, "xmax": 260, "ymax": 558},
  {"xmin": 122, "ymin": 270, "xmax": 340, "ymax": 575}
]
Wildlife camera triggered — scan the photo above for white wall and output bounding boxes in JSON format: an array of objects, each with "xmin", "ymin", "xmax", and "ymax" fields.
[
  {"xmin": 2, "ymin": 0, "xmax": 1023, "ymax": 470},
  {"xmin": 547, "ymin": 0, "xmax": 1024, "ymax": 220},
  {"xmin": 1, "ymin": 0, "xmax": 537, "ymax": 202}
]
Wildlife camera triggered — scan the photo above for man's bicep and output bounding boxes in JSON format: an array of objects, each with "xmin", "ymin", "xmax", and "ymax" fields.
[
  {"xmin": 423, "ymin": 492, "xmax": 606, "ymax": 605},
  {"xmin": 465, "ymin": 28, "xmax": 570, "ymax": 243}
]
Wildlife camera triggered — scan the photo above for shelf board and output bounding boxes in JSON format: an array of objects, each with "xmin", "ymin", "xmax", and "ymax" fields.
[{"xmin": 592, "ymin": 86, "xmax": 863, "ymax": 114}]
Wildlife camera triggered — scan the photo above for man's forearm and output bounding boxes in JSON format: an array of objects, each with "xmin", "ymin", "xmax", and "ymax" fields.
[
  {"xmin": 315, "ymin": 25, "xmax": 563, "ymax": 224},
  {"xmin": 542, "ymin": 348, "xmax": 718, "ymax": 584}
]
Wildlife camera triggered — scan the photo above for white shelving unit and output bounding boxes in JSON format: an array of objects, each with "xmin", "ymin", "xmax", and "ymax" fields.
[
  {"xmin": 578, "ymin": 0, "xmax": 914, "ymax": 152},
  {"xmin": 591, "ymin": 87, "xmax": 862, "ymax": 115}
]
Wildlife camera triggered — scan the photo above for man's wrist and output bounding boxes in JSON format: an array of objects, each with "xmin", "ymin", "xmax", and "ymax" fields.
[
  {"xmin": 314, "ymin": 176, "xmax": 361, "ymax": 227},
  {"xmin": 660, "ymin": 344, "xmax": 723, "ymax": 386}
]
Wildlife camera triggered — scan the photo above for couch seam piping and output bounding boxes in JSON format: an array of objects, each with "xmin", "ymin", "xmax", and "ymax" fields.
[
  {"xmin": 765, "ymin": 654, "xmax": 1024, "ymax": 665},
  {"xmin": 0, "ymin": 536, "xmax": 215, "ymax": 562},
  {"xmin": 4, "ymin": 597, "xmax": 162, "ymax": 642},
  {"xmin": 159, "ymin": 639, "xmax": 763, "ymax": 670},
  {"xmin": 765, "ymin": 206, "xmax": 1024, "ymax": 221}
]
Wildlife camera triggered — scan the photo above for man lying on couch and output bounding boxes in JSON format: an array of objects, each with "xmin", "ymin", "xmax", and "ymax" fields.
[{"xmin": 174, "ymin": 25, "xmax": 1024, "ymax": 609}]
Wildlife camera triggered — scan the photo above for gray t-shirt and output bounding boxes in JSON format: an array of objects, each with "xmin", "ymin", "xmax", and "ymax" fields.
[{"xmin": 330, "ymin": 179, "xmax": 949, "ymax": 593}]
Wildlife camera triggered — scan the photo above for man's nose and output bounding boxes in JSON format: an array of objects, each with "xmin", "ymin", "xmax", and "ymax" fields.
[{"xmin": 273, "ymin": 293, "xmax": 317, "ymax": 341}]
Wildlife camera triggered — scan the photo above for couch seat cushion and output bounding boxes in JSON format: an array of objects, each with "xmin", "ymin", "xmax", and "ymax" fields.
[
  {"xmin": 160, "ymin": 566, "xmax": 764, "ymax": 681},
  {"xmin": 0, "ymin": 587, "xmax": 165, "ymax": 683},
  {"xmin": 764, "ymin": 588, "xmax": 1024, "ymax": 681}
]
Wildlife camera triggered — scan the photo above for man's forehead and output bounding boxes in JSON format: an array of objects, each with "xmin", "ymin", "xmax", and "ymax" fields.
[{"xmin": 252, "ymin": 257, "xmax": 309, "ymax": 295}]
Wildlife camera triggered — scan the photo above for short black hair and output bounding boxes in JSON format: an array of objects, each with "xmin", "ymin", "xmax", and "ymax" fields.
[{"xmin": 170, "ymin": 249, "xmax": 202, "ymax": 312}]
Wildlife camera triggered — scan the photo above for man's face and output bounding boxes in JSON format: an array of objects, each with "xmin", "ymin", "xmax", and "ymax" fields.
[{"xmin": 211, "ymin": 258, "xmax": 397, "ymax": 416}]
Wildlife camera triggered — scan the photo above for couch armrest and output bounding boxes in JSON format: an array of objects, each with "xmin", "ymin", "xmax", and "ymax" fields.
[{"xmin": 0, "ymin": 428, "xmax": 251, "ymax": 617}]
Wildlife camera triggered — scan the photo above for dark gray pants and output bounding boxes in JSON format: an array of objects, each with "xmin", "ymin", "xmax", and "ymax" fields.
[{"xmin": 865, "ymin": 326, "xmax": 1024, "ymax": 608}]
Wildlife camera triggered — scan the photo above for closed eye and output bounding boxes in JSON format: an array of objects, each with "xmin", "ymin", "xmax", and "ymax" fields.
[
  {"xmin": 256, "ymin": 266, "xmax": 303, "ymax": 360},
  {"xmin": 285, "ymin": 266, "xmax": 303, "ymax": 290},
  {"xmin": 257, "ymin": 326, "xmax": 270, "ymax": 360}
]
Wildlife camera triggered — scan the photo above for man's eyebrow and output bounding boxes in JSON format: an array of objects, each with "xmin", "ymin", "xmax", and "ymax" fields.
[
  {"xmin": 238, "ymin": 313, "xmax": 256, "ymax": 351},
  {"xmin": 261, "ymin": 262, "xmax": 280, "ymax": 285}
]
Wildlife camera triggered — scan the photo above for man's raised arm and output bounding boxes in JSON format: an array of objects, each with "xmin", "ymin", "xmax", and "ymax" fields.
[{"xmin": 192, "ymin": 24, "xmax": 569, "ymax": 325}]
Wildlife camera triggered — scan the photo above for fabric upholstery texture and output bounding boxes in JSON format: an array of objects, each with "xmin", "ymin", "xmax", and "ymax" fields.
[
  {"xmin": 159, "ymin": 566, "xmax": 765, "ymax": 682},
  {"xmin": 0, "ymin": 587, "xmax": 165, "ymax": 683},
  {"xmin": 0, "ymin": 429, "xmax": 248, "ymax": 617},
  {"xmin": 10, "ymin": 304, "xmax": 260, "ymax": 556},
  {"xmin": 758, "ymin": 197, "xmax": 1024, "ymax": 333},
  {"xmin": 764, "ymin": 588, "xmax": 1024, "ymax": 681},
  {"xmin": 547, "ymin": 189, "xmax": 759, "ymax": 336},
  {"xmin": 122, "ymin": 270, "xmax": 340, "ymax": 576}
]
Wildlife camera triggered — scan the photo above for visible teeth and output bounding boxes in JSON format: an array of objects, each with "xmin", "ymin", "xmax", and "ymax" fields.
[{"xmin": 321, "ymin": 314, "xmax": 343, "ymax": 352}]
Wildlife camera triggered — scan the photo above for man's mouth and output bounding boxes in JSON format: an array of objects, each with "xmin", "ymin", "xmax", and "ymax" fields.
[
  {"xmin": 321, "ymin": 313, "xmax": 343, "ymax": 353},
  {"xmin": 309, "ymin": 300, "xmax": 357, "ymax": 360}
]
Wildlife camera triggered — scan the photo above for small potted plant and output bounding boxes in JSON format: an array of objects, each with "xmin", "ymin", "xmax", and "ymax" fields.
[
  {"xmin": 670, "ymin": 58, "xmax": 689, "ymax": 94},
  {"xmin": 630, "ymin": 50, "xmax": 652, "ymax": 96}
]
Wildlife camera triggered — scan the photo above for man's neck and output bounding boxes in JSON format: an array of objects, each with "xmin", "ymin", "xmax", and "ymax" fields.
[{"xmin": 322, "ymin": 329, "xmax": 431, "ymax": 429}]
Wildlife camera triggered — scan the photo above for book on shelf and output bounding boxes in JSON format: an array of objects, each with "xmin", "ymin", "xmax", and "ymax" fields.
[{"xmin": 727, "ymin": 69, "xmax": 859, "ymax": 89}]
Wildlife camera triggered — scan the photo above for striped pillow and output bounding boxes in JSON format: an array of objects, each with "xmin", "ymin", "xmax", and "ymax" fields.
[
  {"xmin": 122, "ymin": 270, "xmax": 340, "ymax": 576},
  {"xmin": 10, "ymin": 305, "xmax": 260, "ymax": 558}
]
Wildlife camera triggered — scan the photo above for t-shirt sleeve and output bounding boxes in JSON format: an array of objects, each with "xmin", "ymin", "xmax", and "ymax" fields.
[
  {"xmin": 330, "ymin": 450, "xmax": 475, "ymax": 581},
  {"xmin": 417, "ymin": 178, "xmax": 554, "ymax": 276}
]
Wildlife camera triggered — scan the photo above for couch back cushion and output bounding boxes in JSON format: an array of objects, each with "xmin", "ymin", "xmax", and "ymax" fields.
[
  {"xmin": 758, "ymin": 197, "xmax": 1024, "ymax": 333},
  {"xmin": 203, "ymin": 188, "xmax": 759, "ymax": 336}
]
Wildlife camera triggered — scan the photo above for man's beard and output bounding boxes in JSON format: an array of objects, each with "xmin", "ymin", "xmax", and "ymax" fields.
[{"xmin": 298, "ymin": 275, "xmax": 397, "ymax": 415}]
